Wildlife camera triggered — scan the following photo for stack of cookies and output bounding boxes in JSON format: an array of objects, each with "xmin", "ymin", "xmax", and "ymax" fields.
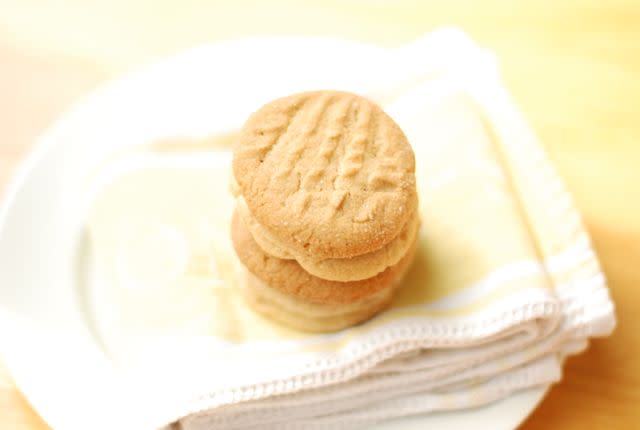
[{"xmin": 231, "ymin": 91, "xmax": 420, "ymax": 332}]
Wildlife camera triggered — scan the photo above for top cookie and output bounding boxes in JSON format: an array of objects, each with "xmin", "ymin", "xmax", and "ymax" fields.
[{"xmin": 233, "ymin": 91, "xmax": 417, "ymax": 259}]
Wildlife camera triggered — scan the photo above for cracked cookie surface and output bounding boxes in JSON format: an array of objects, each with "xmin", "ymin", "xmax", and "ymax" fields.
[{"xmin": 233, "ymin": 91, "xmax": 417, "ymax": 259}]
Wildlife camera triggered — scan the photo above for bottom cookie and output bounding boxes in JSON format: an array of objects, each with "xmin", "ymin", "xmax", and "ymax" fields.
[
  {"xmin": 241, "ymin": 270, "xmax": 401, "ymax": 332},
  {"xmin": 231, "ymin": 210, "xmax": 418, "ymax": 332}
]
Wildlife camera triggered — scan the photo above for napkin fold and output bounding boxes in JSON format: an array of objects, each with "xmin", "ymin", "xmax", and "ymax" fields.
[
  {"xmin": 167, "ymin": 30, "xmax": 614, "ymax": 430},
  {"xmin": 90, "ymin": 29, "xmax": 615, "ymax": 430}
]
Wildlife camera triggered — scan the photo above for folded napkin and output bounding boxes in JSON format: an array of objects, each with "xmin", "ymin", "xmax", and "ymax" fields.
[{"xmin": 87, "ymin": 29, "xmax": 615, "ymax": 430}]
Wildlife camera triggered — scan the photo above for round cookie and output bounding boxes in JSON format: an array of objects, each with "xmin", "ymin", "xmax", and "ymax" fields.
[
  {"xmin": 233, "ymin": 90, "xmax": 417, "ymax": 259},
  {"xmin": 242, "ymin": 272, "xmax": 399, "ymax": 332},
  {"xmin": 237, "ymin": 195, "xmax": 421, "ymax": 281},
  {"xmin": 230, "ymin": 210, "xmax": 417, "ymax": 306}
]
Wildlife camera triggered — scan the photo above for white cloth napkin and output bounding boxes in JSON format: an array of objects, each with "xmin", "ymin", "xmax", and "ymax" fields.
[{"xmin": 112, "ymin": 29, "xmax": 614, "ymax": 430}]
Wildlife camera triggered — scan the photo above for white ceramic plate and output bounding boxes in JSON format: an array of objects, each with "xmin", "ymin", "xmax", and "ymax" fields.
[{"xmin": 0, "ymin": 36, "xmax": 547, "ymax": 430}]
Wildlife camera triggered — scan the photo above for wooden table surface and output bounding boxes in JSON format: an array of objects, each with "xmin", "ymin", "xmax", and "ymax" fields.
[{"xmin": 1, "ymin": 1, "xmax": 638, "ymax": 428}]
